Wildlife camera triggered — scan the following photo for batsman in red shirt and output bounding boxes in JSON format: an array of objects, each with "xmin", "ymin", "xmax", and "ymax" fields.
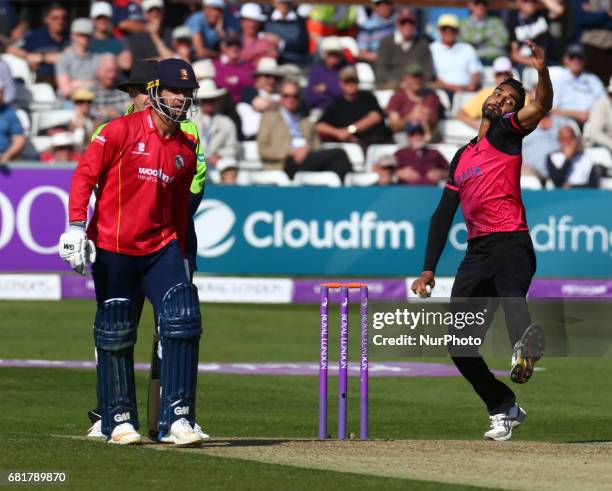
[
  {"xmin": 59, "ymin": 59, "xmax": 205, "ymax": 446},
  {"xmin": 411, "ymin": 41, "xmax": 552, "ymax": 442}
]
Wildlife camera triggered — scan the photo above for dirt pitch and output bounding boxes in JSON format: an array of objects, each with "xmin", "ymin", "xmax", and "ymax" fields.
[{"xmin": 151, "ymin": 438, "xmax": 612, "ymax": 490}]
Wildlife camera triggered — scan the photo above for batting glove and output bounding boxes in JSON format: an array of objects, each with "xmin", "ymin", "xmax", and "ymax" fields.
[{"xmin": 59, "ymin": 224, "xmax": 96, "ymax": 275}]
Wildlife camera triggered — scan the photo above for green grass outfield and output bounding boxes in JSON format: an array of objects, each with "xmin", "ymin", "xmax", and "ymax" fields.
[{"xmin": 1, "ymin": 300, "xmax": 612, "ymax": 490}]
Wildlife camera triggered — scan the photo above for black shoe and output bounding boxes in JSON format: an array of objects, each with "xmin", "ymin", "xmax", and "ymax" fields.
[{"xmin": 511, "ymin": 324, "xmax": 545, "ymax": 384}]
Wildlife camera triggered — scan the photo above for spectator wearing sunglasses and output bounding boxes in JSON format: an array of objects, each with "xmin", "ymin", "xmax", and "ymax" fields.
[
  {"xmin": 457, "ymin": 56, "xmax": 518, "ymax": 130},
  {"xmin": 459, "ymin": 0, "xmax": 509, "ymax": 66},
  {"xmin": 551, "ymin": 44, "xmax": 605, "ymax": 127},
  {"xmin": 258, "ymin": 79, "xmax": 353, "ymax": 181},
  {"xmin": 375, "ymin": 7, "xmax": 434, "ymax": 89}
]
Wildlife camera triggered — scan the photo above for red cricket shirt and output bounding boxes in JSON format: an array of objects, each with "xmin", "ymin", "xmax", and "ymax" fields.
[{"xmin": 69, "ymin": 108, "xmax": 197, "ymax": 255}]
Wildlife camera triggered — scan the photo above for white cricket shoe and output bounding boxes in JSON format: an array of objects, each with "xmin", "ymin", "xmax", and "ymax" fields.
[
  {"xmin": 484, "ymin": 404, "xmax": 527, "ymax": 441},
  {"xmin": 109, "ymin": 423, "xmax": 142, "ymax": 445},
  {"xmin": 86, "ymin": 419, "xmax": 105, "ymax": 439},
  {"xmin": 194, "ymin": 422, "xmax": 210, "ymax": 440},
  {"xmin": 159, "ymin": 418, "xmax": 204, "ymax": 446}
]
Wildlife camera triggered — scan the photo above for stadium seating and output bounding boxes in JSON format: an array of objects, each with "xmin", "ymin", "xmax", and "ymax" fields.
[
  {"xmin": 294, "ymin": 171, "xmax": 342, "ymax": 187},
  {"xmin": 239, "ymin": 141, "xmax": 264, "ymax": 170},
  {"xmin": 364, "ymin": 143, "xmax": 399, "ymax": 171},
  {"xmin": 2, "ymin": 53, "xmax": 34, "ymax": 85},
  {"xmin": 246, "ymin": 170, "xmax": 293, "ymax": 186},
  {"xmin": 438, "ymin": 119, "xmax": 478, "ymax": 145},
  {"xmin": 585, "ymin": 147, "xmax": 612, "ymax": 169},
  {"xmin": 344, "ymin": 172, "xmax": 380, "ymax": 186},
  {"xmin": 374, "ymin": 90, "xmax": 393, "ymax": 110},
  {"xmin": 435, "ymin": 89, "xmax": 451, "ymax": 117},
  {"xmin": 450, "ymin": 91, "xmax": 477, "ymax": 117},
  {"xmin": 427, "ymin": 143, "xmax": 460, "ymax": 163},
  {"xmin": 356, "ymin": 63, "xmax": 376, "ymax": 91},
  {"xmin": 321, "ymin": 142, "xmax": 365, "ymax": 171},
  {"xmin": 520, "ymin": 175, "xmax": 543, "ymax": 190},
  {"xmin": 15, "ymin": 83, "xmax": 59, "ymax": 112}
]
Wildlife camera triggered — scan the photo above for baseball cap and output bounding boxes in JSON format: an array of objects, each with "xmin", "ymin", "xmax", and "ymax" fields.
[
  {"xmin": 71, "ymin": 18, "xmax": 94, "ymax": 35},
  {"xmin": 151, "ymin": 58, "xmax": 199, "ymax": 90},
  {"xmin": 203, "ymin": 0, "xmax": 224, "ymax": 8},
  {"xmin": 438, "ymin": 14, "xmax": 460, "ymax": 29},
  {"xmin": 172, "ymin": 26, "xmax": 193, "ymax": 41},
  {"xmin": 216, "ymin": 157, "xmax": 238, "ymax": 173},
  {"xmin": 117, "ymin": 59, "xmax": 158, "ymax": 91},
  {"xmin": 565, "ymin": 43, "xmax": 585, "ymax": 58},
  {"xmin": 492, "ymin": 56, "xmax": 512, "ymax": 74},
  {"xmin": 90, "ymin": 2, "xmax": 113, "ymax": 19},
  {"xmin": 240, "ymin": 3, "xmax": 267, "ymax": 22},
  {"xmin": 406, "ymin": 122, "xmax": 425, "ymax": 135},
  {"xmin": 142, "ymin": 0, "xmax": 164, "ymax": 12},
  {"xmin": 404, "ymin": 63, "xmax": 423, "ymax": 76},
  {"xmin": 339, "ymin": 65, "xmax": 359, "ymax": 82},
  {"xmin": 71, "ymin": 87, "xmax": 95, "ymax": 102}
]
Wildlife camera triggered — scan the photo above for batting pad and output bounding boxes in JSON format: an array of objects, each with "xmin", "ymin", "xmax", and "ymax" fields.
[
  {"xmin": 94, "ymin": 298, "xmax": 139, "ymax": 436},
  {"xmin": 157, "ymin": 283, "xmax": 203, "ymax": 435}
]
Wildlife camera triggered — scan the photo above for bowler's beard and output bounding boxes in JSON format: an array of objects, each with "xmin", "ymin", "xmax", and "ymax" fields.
[{"xmin": 482, "ymin": 102, "xmax": 502, "ymax": 121}]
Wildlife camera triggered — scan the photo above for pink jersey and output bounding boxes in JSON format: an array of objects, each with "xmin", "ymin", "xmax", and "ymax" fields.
[{"xmin": 445, "ymin": 112, "xmax": 531, "ymax": 240}]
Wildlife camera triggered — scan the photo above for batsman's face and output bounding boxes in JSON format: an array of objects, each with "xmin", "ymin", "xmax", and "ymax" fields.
[
  {"xmin": 160, "ymin": 86, "xmax": 193, "ymax": 118},
  {"xmin": 482, "ymin": 84, "xmax": 519, "ymax": 120}
]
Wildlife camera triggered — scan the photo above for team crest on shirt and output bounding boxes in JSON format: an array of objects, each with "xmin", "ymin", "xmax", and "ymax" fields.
[{"xmin": 175, "ymin": 154, "xmax": 185, "ymax": 169}]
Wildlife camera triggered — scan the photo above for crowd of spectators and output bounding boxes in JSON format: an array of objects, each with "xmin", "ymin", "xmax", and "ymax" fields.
[{"xmin": 0, "ymin": 0, "xmax": 609, "ymax": 189}]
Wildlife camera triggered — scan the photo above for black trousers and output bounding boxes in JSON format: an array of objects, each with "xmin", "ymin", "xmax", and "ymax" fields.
[
  {"xmin": 284, "ymin": 148, "xmax": 353, "ymax": 181},
  {"xmin": 450, "ymin": 231, "xmax": 536, "ymax": 415}
]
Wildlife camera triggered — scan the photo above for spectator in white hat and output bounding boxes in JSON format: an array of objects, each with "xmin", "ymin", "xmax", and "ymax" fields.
[
  {"xmin": 584, "ymin": 77, "xmax": 612, "ymax": 150},
  {"xmin": 0, "ymin": 80, "xmax": 26, "ymax": 165},
  {"xmin": 171, "ymin": 26, "xmax": 195, "ymax": 62},
  {"xmin": 430, "ymin": 14, "xmax": 482, "ymax": 97},
  {"xmin": 305, "ymin": 36, "xmax": 347, "ymax": 110},
  {"xmin": 457, "ymin": 56, "xmax": 518, "ymax": 130},
  {"xmin": 56, "ymin": 18, "xmax": 102, "ymax": 98},
  {"xmin": 193, "ymin": 79, "xmax": 239, "ymax": 181},
  {"xmin": 89, "ymin": 2, "xmax": 132, "ymax": 71},
  {"xmin": 237, "ymin": 57, "xmax": 283, "ymax": 139},
  {"xmin": 186, "ymin": 0, "xmax": 240, "ymax": 60},
  {"xmin": 239, "ymin": 3, "xmax": 280, "ymax": 65},
  {"xmin": 40, "ymin": 131, "xmax": 82, "ymax": 164},
  {"xmin": 127, "ymin": 0, "xmax": 173, "ymax": 60}
]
